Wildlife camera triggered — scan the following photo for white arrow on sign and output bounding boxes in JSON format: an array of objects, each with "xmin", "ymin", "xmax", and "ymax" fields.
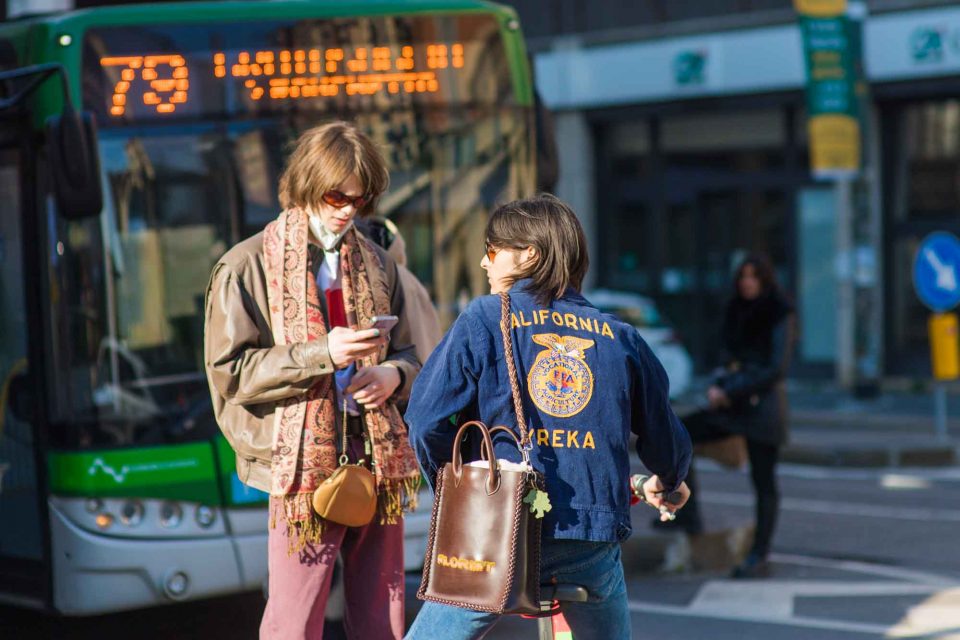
[{"xmin": 924, "ymin": 248, "xmax": 958, "ymax": 292}]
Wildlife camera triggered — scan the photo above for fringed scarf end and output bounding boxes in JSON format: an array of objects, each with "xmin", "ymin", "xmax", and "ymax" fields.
[
  {"xmin": 270, "ymin": 494, "xmax": 327, "ymax": 555},
  {"xmin": 377, "ymin": 475, "xmax": 423, "ymax": 524}
]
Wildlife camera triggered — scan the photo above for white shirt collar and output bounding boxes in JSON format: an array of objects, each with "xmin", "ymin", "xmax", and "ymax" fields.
[{"xmin": 308, "ymin": 213, "xmax": 353, "ymax": 252}]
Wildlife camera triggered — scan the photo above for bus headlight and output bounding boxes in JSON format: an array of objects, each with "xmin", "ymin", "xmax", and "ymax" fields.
[
  {"xmin": 119, "ymin": 500, "xmax": 144, "ymax": 527},
  {"xmin": 85, "ymin": 498, "xmax": 104, "ymax": 514},
  {"xmin": 95, "ymin": 512, "xmax": 114, "ymax": 530},
  {"xmin": 159, "ymin": 502, "xmax": 183, "ymax": 528},
  {"xmin": 195, "ymin": 505, "xmax": 216, "ymax": 528}
]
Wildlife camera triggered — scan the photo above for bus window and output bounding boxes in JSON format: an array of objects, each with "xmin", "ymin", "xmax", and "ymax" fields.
[{"xmin": 45, "ymin": 131, "xmax": 233, "ymax": 447}]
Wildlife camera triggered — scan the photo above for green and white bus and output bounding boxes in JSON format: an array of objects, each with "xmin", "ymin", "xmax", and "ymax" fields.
[{"xmin": 0, "ymin": 0, "xmax": 535, "ymax": 614}]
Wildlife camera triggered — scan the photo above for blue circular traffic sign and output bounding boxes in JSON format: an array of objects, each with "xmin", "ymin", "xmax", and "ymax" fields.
[{"xmin": 914, "ymin": 232, "xmax": 960, "ymax": 312}]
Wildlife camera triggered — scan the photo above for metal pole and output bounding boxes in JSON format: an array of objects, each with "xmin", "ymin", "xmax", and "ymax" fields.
[{"xmin": 835, "ymin": 177, "xmax": 855, "ymax": 388}]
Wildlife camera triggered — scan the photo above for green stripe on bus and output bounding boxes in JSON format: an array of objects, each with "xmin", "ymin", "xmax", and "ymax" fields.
[{"xmin": 47, "ymin": 443, "xmax": 221, "ymax": 504}]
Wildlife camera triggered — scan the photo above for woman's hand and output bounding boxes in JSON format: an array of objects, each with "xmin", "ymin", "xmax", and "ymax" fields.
[
  {"xmin": 641, "ymin": 475, "xmax": 691, "ymax": 521},
  {"xmin": 327, "ymin": 327, "xmax": 387, "ymax": 368},
  {"xmin": 347, "ymin": 365, "xmax": 401, "ymax": 409},
  {"xmin": 707, "ymin": 385, "xmax": 730, "ymax": 410}
]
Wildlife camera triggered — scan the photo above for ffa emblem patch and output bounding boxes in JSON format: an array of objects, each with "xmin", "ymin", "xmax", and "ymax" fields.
[{"xmin": 527, "ymin": 334, "xmax": 595, "ymax": 418}]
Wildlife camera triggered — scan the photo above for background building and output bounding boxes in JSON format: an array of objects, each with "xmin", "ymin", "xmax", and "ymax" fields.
[
  {"xmin": 511, "ymin": 0, "xmax": 960, "ymax": 385},
  {"xmin": 5, "ymin": 0, "xmax": 959, "ymax": 386}
]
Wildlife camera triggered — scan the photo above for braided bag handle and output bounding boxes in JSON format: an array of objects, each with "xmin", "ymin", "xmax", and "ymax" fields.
[{"xmin": 499, "ymin": 292, "xmax": 530, "ymax": 448}]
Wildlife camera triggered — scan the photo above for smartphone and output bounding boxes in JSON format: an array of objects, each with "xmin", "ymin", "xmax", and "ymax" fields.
[{"xmin": 367, "ymin": 315, "xmax": 399, "ymax": 333}]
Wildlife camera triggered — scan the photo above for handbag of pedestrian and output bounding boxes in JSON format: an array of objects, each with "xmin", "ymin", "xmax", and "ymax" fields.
[
  {"xmin": 417, "ymin": 293, "xmax": 546, "ymax": 615},
  {"xmin": 311, "ymin": 401, "xmax": 378, "ymax": 528}
]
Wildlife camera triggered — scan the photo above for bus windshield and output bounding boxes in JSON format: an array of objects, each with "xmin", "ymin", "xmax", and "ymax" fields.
[{"xmin": 44, "ymin": 13, "xmax": 533, "ymax": 449}]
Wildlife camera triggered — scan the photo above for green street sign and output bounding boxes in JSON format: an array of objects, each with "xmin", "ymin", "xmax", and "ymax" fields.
[{"xmin": 794, "ymin": 0, "xmax": 864, "ymax": 179}]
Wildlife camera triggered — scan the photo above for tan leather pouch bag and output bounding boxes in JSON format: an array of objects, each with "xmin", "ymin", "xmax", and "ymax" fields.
[
  {"xmin": 312, "ymin": 402, "xmax": 378, "ymax": 528},
  {"xmin": 312, "ymin": 464, "xmax": 377, "ymax": 528}
]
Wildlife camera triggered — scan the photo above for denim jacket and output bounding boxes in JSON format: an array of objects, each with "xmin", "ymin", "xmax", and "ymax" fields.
[{"xmin": 405, "ymin": 280, "xmax": 691, "ymax": 543}]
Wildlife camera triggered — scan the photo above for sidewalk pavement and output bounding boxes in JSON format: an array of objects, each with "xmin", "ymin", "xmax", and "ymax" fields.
[
  {"xmin": 785, "ymin": 384, "xmax": 959, "ymax": 467},
  {"xmin": 673, "ymin": 382, "xmax": 960, "ymax": 469}
]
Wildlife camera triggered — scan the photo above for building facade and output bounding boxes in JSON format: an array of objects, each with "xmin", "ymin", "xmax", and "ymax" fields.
[{"xmin": 515, "ymin": 0, "xmax": 960, "ymax": 384}]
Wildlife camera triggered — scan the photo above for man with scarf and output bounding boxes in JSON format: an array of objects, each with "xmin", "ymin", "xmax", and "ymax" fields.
[{"xmin": 204, "ymin": 121, "xmax": 422, "ymax": 639}]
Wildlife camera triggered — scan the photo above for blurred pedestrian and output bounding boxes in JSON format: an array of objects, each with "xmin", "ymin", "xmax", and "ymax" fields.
[
  {"xmin": 355, "ymin": 216, "xmax": 443, "ymax": 366},
  {"xmin": 204, "ymin": 121, "xmax": 422, "ymax": 639},
  {"xmin": 404, "ymin": 194, "xmax": 692, "ymax": 640},
  {"xmin": 671, "ymin": 254, "xmax": 795, "ymax": 579}
]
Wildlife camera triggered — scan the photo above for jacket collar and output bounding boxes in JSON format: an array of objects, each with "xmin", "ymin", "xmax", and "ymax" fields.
[{"xmin": 507, "ymin": 278, "xmax": 590, "ymax": 306}]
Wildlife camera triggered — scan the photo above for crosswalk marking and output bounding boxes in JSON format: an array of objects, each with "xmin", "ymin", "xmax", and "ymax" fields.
[
  {"xmin": 702, "ymin": 490, "xmax": 960, "ymax": 522},
  {"xmin": 771, "ymin": 552, "xmax": 958, "ymax": 586},
  {"xmin": 628, "ymin": 554, "xmax": 960, "ymax": 637},
  {"xmin": 627, "ymin": 599, "xmax": 890, "ymax": 635}
]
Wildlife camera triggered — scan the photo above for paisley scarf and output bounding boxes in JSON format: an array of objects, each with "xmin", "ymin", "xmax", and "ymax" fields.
[{"xmin": 264, "ymin": 208, "xmax": 421, "ymax": 549}]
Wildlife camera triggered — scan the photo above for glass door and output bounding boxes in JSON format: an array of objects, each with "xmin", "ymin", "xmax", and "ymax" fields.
[{"xmin": 0, "ymin": 140, "xmax": 47, "ymax": 605}]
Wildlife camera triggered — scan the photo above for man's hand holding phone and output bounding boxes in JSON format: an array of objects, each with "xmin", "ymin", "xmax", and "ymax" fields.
[
  {"xmin": 327, "ymin": 326, "xmax": 388, "ymax": 368},
  {"xmin": 367, "ymin": 315, "xmax": 399, "ymax": 333},
  {"xmin": 327, "ymin": 316, "xmax": 399, "ymax": 369}
]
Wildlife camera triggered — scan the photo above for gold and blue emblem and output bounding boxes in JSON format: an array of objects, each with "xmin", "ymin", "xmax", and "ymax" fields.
[{"xmin": 527, "ymin": 334, "xmax": 595, "ymax": 418}]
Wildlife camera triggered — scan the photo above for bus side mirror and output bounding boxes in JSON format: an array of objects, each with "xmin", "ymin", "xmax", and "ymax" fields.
[{"xmin": 45, "ymin": 106, "xmax": 103, "ymax": 219}]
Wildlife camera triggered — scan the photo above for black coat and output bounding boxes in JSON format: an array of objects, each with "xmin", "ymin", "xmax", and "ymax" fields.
[{"xmin": 714, "ymin": 294, "xmax": 795, "ymax": 447}]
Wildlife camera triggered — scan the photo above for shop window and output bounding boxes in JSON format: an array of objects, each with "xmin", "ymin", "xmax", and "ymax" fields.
[
  {"xmin": 603, "ymin": 205, "xmax": 651, "ymax": 291},
  {"xmin": 902, "ymin": 100, "xmax": 960, "ymax": 219},
  {"xmin": 662, "ymin": 203, "xmax": 696, "ymax": 294},
  {"xmin": 601, "ymin": 106, "xmax": 796, "ymax": 371},
  {"xmin": 885, "ymin": 98, "xmax": 960, "ymax": 374},
  {"xmin": 890, "ymin": 234, "xmax": 930, "ymax": 373},
  {"xmin": 662, "ymin": 108, "xmax": 786, "ymax": 171}
]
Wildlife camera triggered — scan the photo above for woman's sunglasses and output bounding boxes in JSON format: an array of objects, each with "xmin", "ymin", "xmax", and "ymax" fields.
[
  {"xmin": 484, "ymin": 243, "xmax": 501, "ymax": 262},
  {"xmin": 322, "ymin": 190, "xmax": 371, "ymax": 210}
]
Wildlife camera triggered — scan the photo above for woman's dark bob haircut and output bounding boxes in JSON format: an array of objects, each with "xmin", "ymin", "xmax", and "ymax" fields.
[{"xmin": 486, "ymin": 193, "xmax": 589, "ymax": 305}]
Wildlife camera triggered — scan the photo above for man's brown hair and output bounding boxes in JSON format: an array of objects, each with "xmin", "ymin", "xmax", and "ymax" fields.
[
  {"xmin": 486, "ymin": 193, "xmax": 589, "ymax": 305},
  {"xmin": 278, "ymin": 121, "xmax": 389, "ymax": 215}
]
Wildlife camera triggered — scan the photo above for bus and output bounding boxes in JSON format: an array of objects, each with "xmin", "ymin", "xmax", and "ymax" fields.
[{"xmin": 0, "ymin": 0, "xmax": 535, "ymax": 615}]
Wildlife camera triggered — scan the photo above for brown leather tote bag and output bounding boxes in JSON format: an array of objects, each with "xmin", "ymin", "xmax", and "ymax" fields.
[{"xmin": 417, "ymin": 293, "xmax": 544, "ymax": 615}]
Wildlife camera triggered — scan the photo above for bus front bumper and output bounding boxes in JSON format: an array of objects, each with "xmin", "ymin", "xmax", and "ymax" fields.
[{"xmin": 49, "ymin": 499, "xmax": 266, "ymax": 615}]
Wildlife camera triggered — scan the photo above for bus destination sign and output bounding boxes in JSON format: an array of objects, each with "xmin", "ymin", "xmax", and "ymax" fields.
[{"xmin": 100, "ymin": 43, "xmax": 465, "ymax": 117}]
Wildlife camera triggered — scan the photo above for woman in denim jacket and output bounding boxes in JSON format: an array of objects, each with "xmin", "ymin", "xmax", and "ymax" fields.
[{"xmin": 404, "ymin": 194, "xmax": 692, "ymax": 640}]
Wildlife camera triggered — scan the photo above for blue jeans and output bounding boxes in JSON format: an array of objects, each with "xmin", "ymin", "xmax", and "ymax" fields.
[{"xmin": 405, "ymin": 539, "xmax": 630, "ymax": 640}]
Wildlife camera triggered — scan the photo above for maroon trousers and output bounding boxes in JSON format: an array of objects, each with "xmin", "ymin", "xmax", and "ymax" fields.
[{"xmin": 260, "ymin": 443, "xmax": 405, "ymax": 639}]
